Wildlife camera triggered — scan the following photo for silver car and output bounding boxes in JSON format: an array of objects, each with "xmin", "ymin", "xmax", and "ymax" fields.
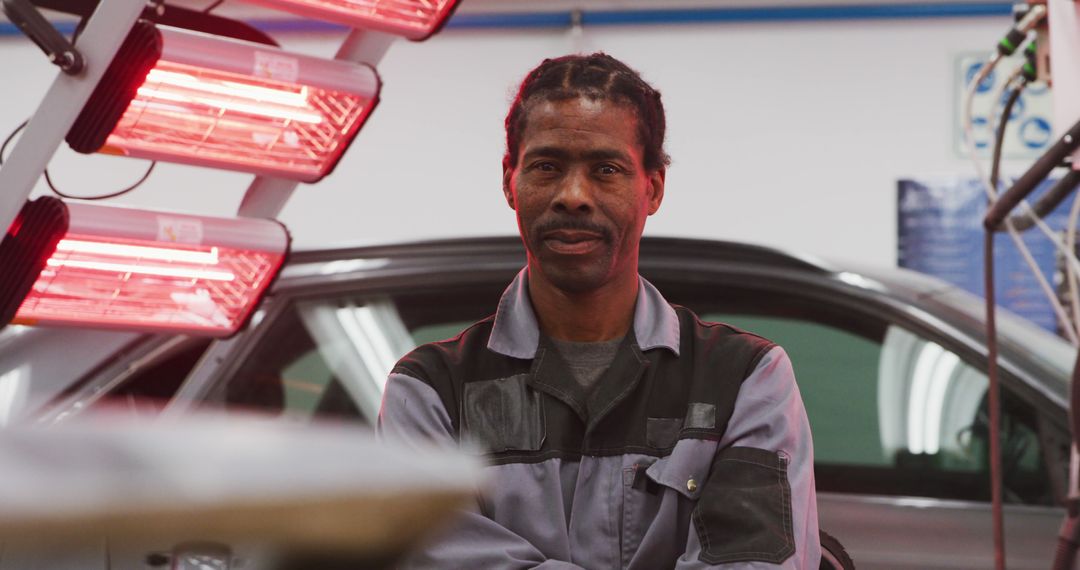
[{"xmin": 3, "ymin": 236, "xmax": 1074, "ymax": 569}]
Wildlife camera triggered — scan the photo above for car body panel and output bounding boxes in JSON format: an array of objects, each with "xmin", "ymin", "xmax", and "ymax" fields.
[{"xmin": 819, "ymin": 492, "xmax": 1061, "ymax": 569}]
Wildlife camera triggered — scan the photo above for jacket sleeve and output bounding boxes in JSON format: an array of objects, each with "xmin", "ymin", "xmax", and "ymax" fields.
[
  {"xmin": 675, "ymin": 346, "xmax": 822, "ymax": 569},
  {"xmin": 377, "ymin": 372, "xmax": 587, "ymax": 570}
]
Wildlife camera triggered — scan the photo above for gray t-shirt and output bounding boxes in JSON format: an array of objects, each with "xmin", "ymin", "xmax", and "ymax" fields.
[{"xmin": 548, "ymin": 335, "xmax": 624, "ymax": 394}]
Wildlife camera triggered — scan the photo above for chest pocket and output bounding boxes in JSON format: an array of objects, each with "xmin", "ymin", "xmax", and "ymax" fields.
[
  {"xmin": 621, "ymin": 439, "xmax": 716, "ymax": 569},
  {"xmin": 692, "ymin": 447, "xmax": 794, "ymax": 565},
  {"xmin": 461, "ymin": 374, "xmax": 545, "ymax": 453}
]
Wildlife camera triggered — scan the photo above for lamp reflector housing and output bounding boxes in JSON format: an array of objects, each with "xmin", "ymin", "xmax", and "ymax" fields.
[
  {"xmin": 68, "ymin": 24, "xmax": 381, "ymax": 182},
  {"xmin": 240, "ymin": 0, "xmax": 460, "ymax": 40},
  {"xmin": 5, "ymin": 199, "xmax": 289, "ymax": 337},
  {"xmin": 0, "ymin": 199, "xmax": 69, "ymax": 328}
]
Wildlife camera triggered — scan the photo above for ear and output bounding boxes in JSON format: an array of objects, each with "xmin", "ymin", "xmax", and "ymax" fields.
[
  {"xmin": 646, "ymin": 167, "xmax": 665, "ymax": 215},
  {"xmin": 502, "ymin": 157, "xmax": 517, "ymax": 210}
]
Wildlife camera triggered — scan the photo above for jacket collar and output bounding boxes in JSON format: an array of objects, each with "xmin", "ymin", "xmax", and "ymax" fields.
[{"xmin": 487, "ymin": 268, "xmax": 681, "ymax": 359}]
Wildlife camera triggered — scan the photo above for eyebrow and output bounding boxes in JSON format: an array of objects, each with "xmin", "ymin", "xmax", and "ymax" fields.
[{"xmin": 522, "ymin": 146, "xmax": 633, "ymax": 164}]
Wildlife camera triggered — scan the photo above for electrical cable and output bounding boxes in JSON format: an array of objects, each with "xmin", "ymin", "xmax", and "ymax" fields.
[
  {"xmin": 985, "ymin": 117, "xmax": 1080, "ymax": 230},
  {"xmin": 987, "ymin": 110, "xmax": 1080, "ymax": 342},
  {"xmin": 1067, "ymin": 191, "xmax": 1080, "ymax": 332},
  {"xmin": 1005, "ymin": 200, "xmax": 1080, "ymax": 327},
  {"xmin": 42, "ymin": 161, "xmax": 155, "ymax": 201},
  {"xmin": 974, "ymin": 9, "xmax": 1080, "ymax": 570},
  {"xmin": 990, "ymin": 75, "xmax": 1080, "ymax": 351},
  {"xmin": 983, "ymin": 229, "xmax": 1006, "ymax": 570},
  {"xmin": 0, "ymin": 1, "xmax": 156, "ymax": 202},
  {"xmin": 973, "ymin": 54, "xmax": 1009, "ymax": 570},
  {"xmin": 967, "ymin": 60, "xmax": 1075, "ymax": 345},
  {"xmin": 964, "ymin": 58, "xmax": 1080, "ymax": 345},
  {"xmin": 0, "ymin": 120, "xmax": 155, "ymax": 201},
  {"xmin": 963, "ymin": 50, "xmax": 1001, "ymax": 183},
  {"xmin": 999, "ymin": 170, "xmax": 1080, "ymax": 233},
  {"xmin": 990, "ymin": 77, "xmax": 1025, "ymax": 192},
  {"xmin": 989, "ymin": 63, "xmax": 1026, "ymax": 163},
  {"xmin": 966, "ymin": 13, "xmax": 1046, "ymax": 566},
  {"xmin": 0, "ymin": 121, "xmax": 25, "ymax": 166},
  {"xmin": 985, "ymin": 79, "xmax": 1080, "ymax": 332},
  {"xmin": 986, "ymin": 74, "xmax": 1080, "ymax": 236},
  {"xmin": 985, "ymin": 42, "xmax": 1080, "ymax": 239},
  {"xmin": 204, "ymin": 0, "xmax": 226, "ymax": 13}
]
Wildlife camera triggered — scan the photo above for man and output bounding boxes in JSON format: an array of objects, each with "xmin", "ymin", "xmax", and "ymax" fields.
[{"xmin": 378, "ymin": 53, "xmax": 820, "ymax": 569}]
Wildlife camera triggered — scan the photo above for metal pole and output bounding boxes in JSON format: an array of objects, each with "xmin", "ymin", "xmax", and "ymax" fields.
[
  {"xmin": 235, "ymin": 29, "xmax": 395, "ymax": 220},
  {"xmin": 0, "ymin": 0, "xmax": 146, "ymax": 234}
]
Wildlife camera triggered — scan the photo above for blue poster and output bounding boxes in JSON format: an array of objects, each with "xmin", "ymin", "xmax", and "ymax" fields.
[{"xmin": 898, "ymin": 177, "xmax": 1072, "ymax": 334}]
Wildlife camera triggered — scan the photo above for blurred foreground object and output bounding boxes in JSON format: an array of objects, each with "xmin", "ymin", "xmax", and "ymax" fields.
[{"xmin": 0, "ymin": 413, "xmax": 480, "ymax": 569}]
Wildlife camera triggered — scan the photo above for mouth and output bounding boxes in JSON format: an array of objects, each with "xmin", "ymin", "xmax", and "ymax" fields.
[{"xmin": 541, "ymin": 229, "xmax": 605, "ymax": 255}]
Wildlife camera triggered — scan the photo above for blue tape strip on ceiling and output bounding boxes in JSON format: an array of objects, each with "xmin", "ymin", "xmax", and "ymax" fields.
[{"xmin": 0, "ymin": 2, "xmax": 1013, "ymax": 36}]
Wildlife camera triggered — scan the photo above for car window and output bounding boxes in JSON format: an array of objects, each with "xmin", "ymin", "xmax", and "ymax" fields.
[
  {"xmin": 412, "ymin": 322, "xmax": 473, "ymax": 345},
  {"xmin": 201, "ymin": 299, "xmax": 389, "ymax": 424},
  {"xmin": 201, "ymin": 290, "xmax": 495, "ymax": 425},
  {"xmin": 90, "ymin": 337, "xmax": 214, "ymax": 416},
  {"xmin": 705, "ymin": 312, "xmax": 1054, "ymax": 506}
]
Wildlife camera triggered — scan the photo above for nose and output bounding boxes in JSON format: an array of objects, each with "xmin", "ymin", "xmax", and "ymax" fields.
[{"xmin": 552, "ymin": 168, "xmax": 594, "ymax": 215}]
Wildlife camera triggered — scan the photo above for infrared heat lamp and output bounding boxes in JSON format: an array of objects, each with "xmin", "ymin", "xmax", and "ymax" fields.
[
  {"xmin": 0, "ymin": 197, "xmax": 289, "ymax": 337},
  {"xmin": 239, "ymin": 0, "xmax": 460, "ymax": 41},
  {"xmin": 66, "ymin": 21, "xmax": 381, "ymax": 183}
]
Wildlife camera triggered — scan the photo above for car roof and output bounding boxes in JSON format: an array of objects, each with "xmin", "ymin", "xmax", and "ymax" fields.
[
  {"xmin": 289, "ymin": 235, "xmax": 833, "ymax": 274},
  {"xmin": 284, "ymin": 235, "xmax": 960, "ymax": 311}
]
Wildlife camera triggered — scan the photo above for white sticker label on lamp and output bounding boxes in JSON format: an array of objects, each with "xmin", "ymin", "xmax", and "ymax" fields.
[
  {"xmin": 254, "ymin": 52, "xmax": 300, "ymax": 83},
  {"xmin": 157, "ymin": 217, "xmax": 204, "ymax": 244}
]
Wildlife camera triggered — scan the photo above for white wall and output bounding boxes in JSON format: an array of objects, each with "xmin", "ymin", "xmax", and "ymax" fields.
[{"xmin": 0, "ymin": 10, "xmax": 1027, "ymax": 266}]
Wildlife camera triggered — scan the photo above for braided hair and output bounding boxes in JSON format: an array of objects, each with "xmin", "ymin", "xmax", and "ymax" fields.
[{"xmin": 504, "ymin": 53, "xmax": 670, "ymax": 172}]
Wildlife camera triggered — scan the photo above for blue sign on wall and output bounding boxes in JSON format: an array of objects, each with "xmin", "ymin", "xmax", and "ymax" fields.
[{"xmin": 898, "ymin": 177, "xmax": 1070, "ymax": 334}]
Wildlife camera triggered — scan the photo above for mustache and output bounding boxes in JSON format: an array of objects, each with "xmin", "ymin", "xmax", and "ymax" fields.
[{"xmin": 533, "ymin": 217, "xmax": 613, "ymax": 241}]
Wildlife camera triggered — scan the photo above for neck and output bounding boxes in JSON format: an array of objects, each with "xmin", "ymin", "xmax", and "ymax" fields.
[{"xmin": 527, "ymin": 263, "xmax": 638, "ymax": 343}]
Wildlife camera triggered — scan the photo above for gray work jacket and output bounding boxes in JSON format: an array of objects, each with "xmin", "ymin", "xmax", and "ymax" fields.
[{"xmin": 378, "ymin": 269, "xmax": 820, "ymax": 569}]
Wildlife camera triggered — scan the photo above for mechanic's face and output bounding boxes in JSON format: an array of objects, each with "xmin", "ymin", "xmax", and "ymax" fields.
[{"xmin": 503, "ymin": 97, "xmax": 665, "ymax": 293}]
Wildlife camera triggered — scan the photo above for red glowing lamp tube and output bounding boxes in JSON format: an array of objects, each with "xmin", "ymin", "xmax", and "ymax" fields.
[
  {"xmin": 1, "ymin": 198, "xmax": 289, "ymax": 337},
  {"xmin": 240, "ymin": 0, "xmax": 460, "ymax": 41},
  {"xmin": 67, "ymin": 22, "xmax": 381, "ymax": 183}
]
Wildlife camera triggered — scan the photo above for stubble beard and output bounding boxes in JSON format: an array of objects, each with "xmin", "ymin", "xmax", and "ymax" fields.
[
  {"xmin": 519, "ymin": 212, "xmax": 622, "ymax": 294},
  {"xmin": 535, "ymin": 249, "xmax": 613, "ymax": 294}
]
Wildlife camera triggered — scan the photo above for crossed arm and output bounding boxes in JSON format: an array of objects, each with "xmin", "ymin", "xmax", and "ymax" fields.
[{"xmin": 377, "ymin": 347, "xmax": 819, "ymax": 569}]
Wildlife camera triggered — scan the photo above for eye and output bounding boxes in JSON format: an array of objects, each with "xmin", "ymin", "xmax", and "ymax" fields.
[
  {"xmin": 597, "ymin": 163, "xmax": 621, "ymax": 175},
  {"xmin": 529, "ymin": 161, "xmax": 558, "ymax": 173}
]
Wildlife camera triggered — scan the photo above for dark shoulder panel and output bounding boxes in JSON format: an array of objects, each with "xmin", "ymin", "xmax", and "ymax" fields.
[
  {"xmin": 390, "ymin": 316, "xmax": 494, "ymax": 424},
  {"xmin": 589, "ymin": 305, "xmax": 781, "ymax": 452},
  {"xmin": 390, "ymin": 315, "xmax": 532, "ymax": 431},
  {"xmin": 681, "ymin": 307, "xmax": 777, "ymax": 381},
  {"xmin": 391, "ymin": 316, "xmax": 495, "ymax": 382},
  {"xmin": 673, "ymin": 305, "xmax": 778, "ymax": 439}
]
